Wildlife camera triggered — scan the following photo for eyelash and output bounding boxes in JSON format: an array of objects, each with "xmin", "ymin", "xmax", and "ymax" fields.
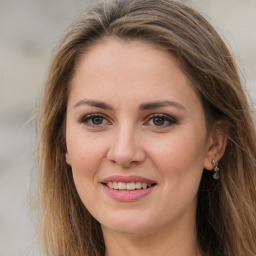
[
  {"xmin": 79, "ymin": 113, "xmax": 177, "ymax": 128},
  {"xmin": 79, "ymin": 113, "xmax": 110, "ymax": 127},
  {"xmin": 144, "ymin": 114, "xmax": 177, "ymax": 128}
]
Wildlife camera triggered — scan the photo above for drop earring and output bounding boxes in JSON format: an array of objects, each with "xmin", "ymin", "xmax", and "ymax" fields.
[{"xmin": 212, "ymin": 159, "xmax": 219, "ymax": 179}]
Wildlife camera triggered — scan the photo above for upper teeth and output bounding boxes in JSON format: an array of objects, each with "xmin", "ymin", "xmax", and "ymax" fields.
[{"xmin": 106, "ymin": 181, "xmax": 152, "ymax": 190}]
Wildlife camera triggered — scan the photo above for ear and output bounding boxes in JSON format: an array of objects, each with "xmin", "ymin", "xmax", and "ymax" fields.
[
  {"xmin": 204, "ymin": 121, "xmax": 229, "ymax": 171},
  {"xmin": 66, "ymin": 152, "xmax": 71, "ymax": 166}
]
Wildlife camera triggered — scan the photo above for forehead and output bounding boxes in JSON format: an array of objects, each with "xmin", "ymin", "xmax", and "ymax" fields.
[
  {"xmin": 68, "ymin": 38, "xmax": 201, "ymax": 111},
  {"xmin": 73, "ymin": 38, "xmax": 184, "ymax": 80}
]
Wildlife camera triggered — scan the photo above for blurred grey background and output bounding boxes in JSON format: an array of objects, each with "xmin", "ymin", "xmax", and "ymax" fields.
[{"xmin": 0, "ymin": 0, "xmax": 255, "ymax": 255}]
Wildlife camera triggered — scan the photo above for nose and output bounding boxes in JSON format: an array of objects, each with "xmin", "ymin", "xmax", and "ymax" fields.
[{"xmin": 107, "ymin": 124, "xmax": 146, "ymax": 167}]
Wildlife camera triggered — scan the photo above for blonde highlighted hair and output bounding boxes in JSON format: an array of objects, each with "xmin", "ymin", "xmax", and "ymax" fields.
[{"xmin": 36, "ymin": 0, "xmax": 256, "ymax": 255}]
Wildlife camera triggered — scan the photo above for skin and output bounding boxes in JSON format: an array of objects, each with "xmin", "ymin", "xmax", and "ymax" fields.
[{"xmin": 65, "ymin": 38, "xmax": 227, "ymax": 256}]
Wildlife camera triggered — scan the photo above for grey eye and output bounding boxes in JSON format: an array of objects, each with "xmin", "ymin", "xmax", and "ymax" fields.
[
  {"xmin": 152, "ymin": 117, "xmax": 165, "ymax": 126},
  {"xmin": 146, "ymin": 114, "xmax": 177, "ymax": 128},
  {"xmin": 91, "ymin": 116, "xmax": 104, "ymax": 125},
  {"xmin": 80, "ymin": 114, "xmax": 109, "ymax": 126}
]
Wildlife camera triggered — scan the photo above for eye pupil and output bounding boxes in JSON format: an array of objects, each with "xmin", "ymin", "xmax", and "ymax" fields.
[
  {"xmin": 153, "ymin": 117, "xmax": 165, "ymax": 126},
  {"xmin": 92, "ymin": 116, "xmax": 103, "ymax": 125}
]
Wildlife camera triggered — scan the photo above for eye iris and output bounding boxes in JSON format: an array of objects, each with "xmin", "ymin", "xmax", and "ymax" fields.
[
  {"xmin": 92, "ymin": 116, "xmax": 103, "ymax": 125},
  {"xmin": 153, "ymin": 117, "xmax": 165, "ymax": 126}
]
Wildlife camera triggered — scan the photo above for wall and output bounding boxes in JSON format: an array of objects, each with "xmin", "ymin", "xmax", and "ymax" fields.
[{"xmin": 0, "ymin": 0, "xmax": 255, "ymax": 255}]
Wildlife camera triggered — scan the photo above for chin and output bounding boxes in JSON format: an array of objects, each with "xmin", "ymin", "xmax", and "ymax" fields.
[{"xmin": 99, "ymin": 212, "xmax": 158, "ymax": 236}]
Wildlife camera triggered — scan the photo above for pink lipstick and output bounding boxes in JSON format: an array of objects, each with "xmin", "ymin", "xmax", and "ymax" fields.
[{"xmin": 101, "ymin": 175, "xmax": 157, "ymax": 202}]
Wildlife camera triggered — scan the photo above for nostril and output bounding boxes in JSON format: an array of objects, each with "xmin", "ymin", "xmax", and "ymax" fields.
[{"xmin": 107, "ymin": 148, "xmax": 146, "ymax": 167}]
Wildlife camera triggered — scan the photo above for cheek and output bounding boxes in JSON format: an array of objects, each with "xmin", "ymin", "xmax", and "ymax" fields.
[
  {"xmin": 66, "ymin": 137, "xmax": 105, "ymax": 210},
  {"xmin": 68, "ymin": 145, "xmax": 101, "ymax": 178},
  {"xmin": 151, "ymin": 132, "xmax": 206, "ymax": 169},
  {"xmin": 156, "ymin": 135, "xmax": 205, "ymax": 209},
  {"xmin": 147, "ymin": 130, "xmax": 206, "ymax": 195},
  {"xmin": 66, "ymin": 129, "xmax": 106, "ymax": 188},
  {"xmin": 67, "ymin": 126, "xmax": 104, "ymax": 166}
]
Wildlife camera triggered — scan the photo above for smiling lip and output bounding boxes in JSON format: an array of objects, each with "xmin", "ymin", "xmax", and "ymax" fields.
[
  {"xmin": 101, "ymin": 175, "xmax": 157, "ymax": 202},
  {"xmin": 101, "ymin": 175, "xmax": 156, "ymax": 184}
]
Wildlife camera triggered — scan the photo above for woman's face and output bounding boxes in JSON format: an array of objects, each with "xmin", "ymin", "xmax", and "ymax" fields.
[{"xmin": 66, "ymin": 39, "xmax": 212, "ymax": 237}]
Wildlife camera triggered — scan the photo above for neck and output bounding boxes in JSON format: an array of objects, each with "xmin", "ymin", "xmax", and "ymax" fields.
[{"xmin": 103, "ymin": 215, "xmax": 202, "ymax": 256}]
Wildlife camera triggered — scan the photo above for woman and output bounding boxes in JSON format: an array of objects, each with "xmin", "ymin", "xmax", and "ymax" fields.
[{"xmin": 36, "ymin": 0, "xmax": 256, "ymax": 255}]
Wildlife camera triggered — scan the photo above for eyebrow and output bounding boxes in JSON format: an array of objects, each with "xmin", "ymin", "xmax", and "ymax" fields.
[
  {"xmin": 73, "ymin": 99, "xmax": 185, "ymax": 111},
  {"xmin": 139, "ymin": 100, "xmax": 185, "ymax": 111},
  {"xmin": 73, "ymin": 99, "xmax": 114, "ymax": 110}
]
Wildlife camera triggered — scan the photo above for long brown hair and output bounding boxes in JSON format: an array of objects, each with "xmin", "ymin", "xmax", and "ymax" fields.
[{"xmin": 36, "ymin": 0, "xmax": 256, "ymax": 255}]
